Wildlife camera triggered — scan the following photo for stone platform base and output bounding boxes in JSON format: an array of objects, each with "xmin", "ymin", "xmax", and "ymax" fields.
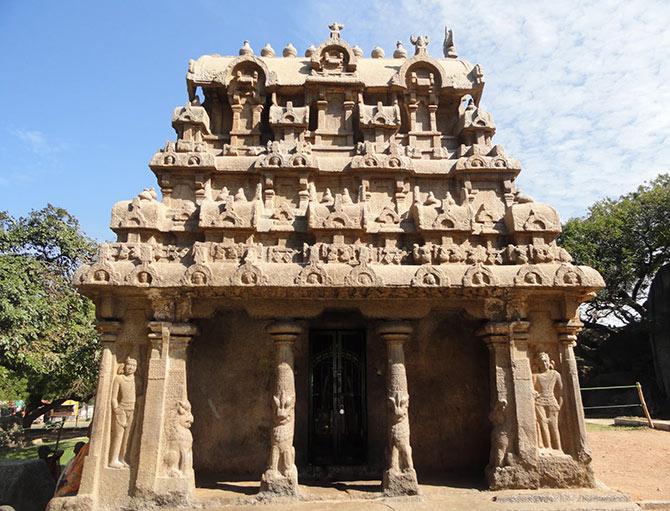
[
  {"xmin": 487, "ymin": 453, "xmax": 596, "ymax": 490},
  {"xmin": 259, "ymin": 468, "xmax": 299, "ymax": 497},
  {"xmin": 164, "ymin": 483, "xmax": 640, "ymax": 511},
  {"xmin": 382, "ymin": 468, "xmax": 419, "ymax": 496}
]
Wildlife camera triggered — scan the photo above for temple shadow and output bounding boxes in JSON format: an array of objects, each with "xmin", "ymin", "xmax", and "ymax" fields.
[
  {"xmin": 196, "ymin": 474, "xmax": 260, "ymax": 495},
  {"xmin": 300, "ymin": 479, "xmax": 381, "ymax": 494}
]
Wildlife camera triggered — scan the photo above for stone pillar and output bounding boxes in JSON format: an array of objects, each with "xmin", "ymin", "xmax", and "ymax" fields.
[
  {"xmin": 260, "ymin": 321, "xmax": 301, "ymax": 496},
  {"xmin": 378, "ymin": 321, "xmax": 419, "ymax": 496},
  {"xmin": 507, "ymin": 320, "xmax": 538, "ymax": 465},
  {"xmin": 78, "ymin": 320, "xmax": 122, "ymax": 496},
  {"xmin": 134, "ymin": 320, "xmax": 197, "ymax": 500},
  {"xmin": 477, "ymin": 319, "xmax": 541, "ymax": 489},
  {"xmin": 479, "ymin": 322, "xmax": 514, "ymax": 478},
  {"xmin": 555, "ymin": 319, "xmax": 591, "ymax": 463}
]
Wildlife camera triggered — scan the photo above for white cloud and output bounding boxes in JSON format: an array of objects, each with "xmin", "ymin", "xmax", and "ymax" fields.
[
  {"xmin": 306, "ymin": 0, "xmax": 670, "ymax": 220},
  {"xmin": 12, "ymin": 128, "xmax": 57, "ymax": 155}
]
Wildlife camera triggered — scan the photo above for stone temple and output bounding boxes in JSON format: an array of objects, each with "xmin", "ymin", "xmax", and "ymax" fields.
[{"xmin": 50, "ymin": 23, "xmax": 604, "ymax": 510}]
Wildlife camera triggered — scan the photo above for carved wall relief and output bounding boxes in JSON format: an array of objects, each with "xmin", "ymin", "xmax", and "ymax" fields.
[
  {"xmin": 261, "ymin": 322, "xmax": 301, "ymax": 495},
  {"xmin": 163, "ymin": 400, "xmax": 194, "ymax": 477},
  {"xmin": 388, "ymin": 391, "xmax": 414, "ymax": 473},
  {"xmin": 532, "ymin": 352, "xmax": 563, "ymax": 452},
  {"xmin": 489, "ymin": 399, "xmax": 510, "ymax": 468},
  {"xmin": 109, "ymin": 357, "xmax": 138, "ymax": 469}
]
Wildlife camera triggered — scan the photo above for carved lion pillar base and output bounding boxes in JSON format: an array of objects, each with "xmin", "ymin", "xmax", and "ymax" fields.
[
  {"xmin": 260, "ymin": 321, "xmax": 301, "ymax": 497},
  {"xmin": 378, "ymin": 321, "xmax": 419, "ymax": 497}
]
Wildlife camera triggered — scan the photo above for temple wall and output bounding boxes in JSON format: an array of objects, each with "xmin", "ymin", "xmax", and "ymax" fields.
[{"xmin": 188, "ymin": 309, "xmax": 489, "ymax": 481}]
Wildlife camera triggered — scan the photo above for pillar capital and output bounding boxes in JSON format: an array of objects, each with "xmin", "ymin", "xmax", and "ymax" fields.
[
  {"xmin": 96, "ymin": 320, "xmax": 122, "ymax": 344},
  {"xmin": 554, "ymin": 318, "xmax": 583, "ymax": 346},
  {"xmin": 266, "ymin": 320, "xmax": 302, "ymax": 342},
  {"xmin": 377, "ymin": 320, "xmax": 413, "ymax": 342}
]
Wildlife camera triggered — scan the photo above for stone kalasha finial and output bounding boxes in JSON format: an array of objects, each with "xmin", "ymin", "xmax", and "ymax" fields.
[
  {"xmin": 409, "ymin": 34, "xmax": 429, "ymax": 56},
  {"xmin": 443, "ymin": 26, "xmax": 457, "ymax": 58},
  {"xmin": 304, "ymin": 45, "xmax": 316, "ymax": 57},
  {"xmin": 329, "ymin": 21, "xmax": 344, "ymax": 39},
  {"xmin": 283, "ymin": 43, "xmax": 297, "ymax": 57},
  {"xmin": 239, "ymin": 40, "xmax": 253, "ymax": 56},
  {"xmin": 371, "ymin": 46, "xmax": 385, "ymax": 58},
  {"xmin": 393, "ymin": 40, "xmax": 407, "ymax": 59},
  {"xmin": 352, "ymin": 45, "xmax": 363, "ymax": 57},
  {"xmin": 261, "ymin": 43, "xmax": 275, "ymax": 57}
]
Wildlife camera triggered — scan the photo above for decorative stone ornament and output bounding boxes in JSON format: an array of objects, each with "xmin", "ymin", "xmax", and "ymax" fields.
[
  {"xmin": 393, "ymin": 40, "xmax": 407, "ymax": 58},
  {"xmin": 59, "ymin": 21, "xmax": 606, "ymax": 511},
  {"xmin": 282, "ymin": 43, "xmax": 297, "ymax": 57},
  {"xmin": 261, "ymin": 43, "xmax": 275, "ymax": 57}
]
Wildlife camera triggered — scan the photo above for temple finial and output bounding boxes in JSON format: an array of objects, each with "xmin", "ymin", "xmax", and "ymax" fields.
[
  {"xmin": 393, "ymin": 41, "xmax": 407, "ymax": 59},
  {"xmin": 409, "ymin": 34, "xmax": 429, "ymax": 56},
  {"xmin": 443, "ymin": 27, "xmax": 457, "ymax": 58},
  {"xmin": 329, "ymin": 22, "xmax": 344, "ymax": 39}
]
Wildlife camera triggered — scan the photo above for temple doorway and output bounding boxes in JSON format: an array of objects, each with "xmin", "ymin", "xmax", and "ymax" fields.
[{"xmin": 308, "ymin": 330, "xmax": 367, "ymax": 467}]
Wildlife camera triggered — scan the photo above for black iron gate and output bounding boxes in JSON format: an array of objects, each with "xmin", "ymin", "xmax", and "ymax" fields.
[{"xmin": 309, "ymin": 330, "xmax": 367, "ymax": 466}]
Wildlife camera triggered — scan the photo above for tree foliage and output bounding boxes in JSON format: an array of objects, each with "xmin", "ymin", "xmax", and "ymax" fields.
[
  {"xmin": 560, "ymin": 174, "xmax": 670, "ymax": 330},
  {"xmin": 0, "ymin": 205, "xmax": 99, "ymax": 425}
]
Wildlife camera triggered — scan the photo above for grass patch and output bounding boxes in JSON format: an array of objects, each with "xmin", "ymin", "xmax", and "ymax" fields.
[
  {"xmin": 585, "ymin": 421, "xmax": 646, "ymax": 432},
  {"xmin": 0, "ymin": 436, "xmax": 86, "ymax": 465}
]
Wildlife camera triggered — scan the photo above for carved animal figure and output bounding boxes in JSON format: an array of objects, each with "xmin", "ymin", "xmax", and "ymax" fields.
[
  {"xmin": 489, "ymin": 398, "xmax": 510, "ymax": 468},
  {"xmin": 163, "ymin": 400, "xmax": 194, "ymax": 477},
  {"xmin": 267, "ymin": 391, "xmax": 296, "ymax": 476},
  {"xmin": 388, "ymin": 391, "xmax": 413, "ymax": 472}
]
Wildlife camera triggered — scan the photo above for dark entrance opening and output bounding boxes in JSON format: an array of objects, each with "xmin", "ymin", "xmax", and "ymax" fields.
[{"xmin": 308, "ymin": 330, "xmax": 367, "ymax": 467}]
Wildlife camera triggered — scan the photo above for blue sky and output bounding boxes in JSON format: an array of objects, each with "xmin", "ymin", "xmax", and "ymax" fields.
[{"xmin": 1, "ymin": 0, "xmax": 669, "ymax": 241}]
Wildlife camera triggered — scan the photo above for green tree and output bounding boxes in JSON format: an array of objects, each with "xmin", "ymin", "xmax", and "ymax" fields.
[
  {"xmin": 560, "ymin": 174, "xmax": 670, "ymax": 408},
  {"xmin": 0, "ymin": 366, "xmax": 28, "ymax": 401},
  {"xmin": 560, "ymin": 174, "xmax": 670, "ymax": 330},
  {"xmin": 0, "ymin": 205, "xmax": 99, "ymax": 426}
]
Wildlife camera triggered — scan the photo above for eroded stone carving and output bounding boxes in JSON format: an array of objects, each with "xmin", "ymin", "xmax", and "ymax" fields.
[
  {"xmin": 261, "ymin": 322, "xmax": 301, "ymax": 496},
  {"xmin": 388, "ymin": 390, "xmax": 414, "ymax": 473},
  {"xmin": 379, "ymin": 322, "xmax": 418, "ymax": 496},
  {"xmin": 411, "ymin": 266, "xmax": 446, "ymax": 287},
  {"xmin": 489, "ymin": 399, "xmax": 510, "ymax": 468},
  {"xmin": 164, "ymin": 400, "xmax": 194, "ymax": 477},
  {"xmin": 533, "ymin": 352, "xmax": 563, "ymax": 451},
  {"xmin": 109, "ymin": 357, "xmax": 137, "ymax": 469}
]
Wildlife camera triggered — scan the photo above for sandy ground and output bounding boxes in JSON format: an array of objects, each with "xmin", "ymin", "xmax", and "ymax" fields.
[{"xmin": 588, "ymin": 426, "xmax": 670, "ymax": 501}]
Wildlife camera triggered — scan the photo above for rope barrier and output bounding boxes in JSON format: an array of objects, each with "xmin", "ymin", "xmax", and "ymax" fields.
[{"xmin": 580, "ymin": 381, "xmax": 654, "ymax": 428}]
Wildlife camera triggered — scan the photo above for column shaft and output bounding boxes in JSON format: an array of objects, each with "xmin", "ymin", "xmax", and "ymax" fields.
[
  {"xmin": 79, "ymin": 320, "xmax": 121, "ymax": 495},
  {"xmin": 556, "ymin": 320, "xmax": 591, "ymax": 462},
  {"xmin": 378, "ymin": 321, "xmax": 419, "ymax": 496},
  {"xmin": 260, "ymin": 321, "xmax": 301, "ymax": 496}
]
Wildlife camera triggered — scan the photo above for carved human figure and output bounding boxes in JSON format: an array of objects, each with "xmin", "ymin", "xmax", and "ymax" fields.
[
  {"xmin": 489, "ymin": 399, "xmax": 509, "ymax": 467},
  {"xmin": 266, "ymin": 390, "xmax": 296, "ymax": 479},
  {"xmin": 388, "ymin": 390, "xmax": 413, "ymax": 473},
  {"xmin": 109, "ymin": 357, "xmax": 137, "ymax": 469},
  {"xmin": 533, "ymin": 352, "xmax": 563, "ymax": 451},
  {"xmin": 94, "ymin": 269, "xmax": 109, "ymax": 282},
  {"xmin": 164, "ymin": 400, "xmax": 194, "ymax": 477},
  {"xmin": 191, "ymin": 271, "xmax": 206, "ymax": 285}
]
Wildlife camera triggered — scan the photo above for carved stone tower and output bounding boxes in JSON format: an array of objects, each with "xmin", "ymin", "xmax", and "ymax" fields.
[{"xmin": 49, "ymin": 24, "xmax": 603, "ymax": 511}]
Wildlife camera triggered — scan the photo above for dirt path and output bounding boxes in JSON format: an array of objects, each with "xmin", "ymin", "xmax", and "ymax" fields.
[{"xmin": 588, "ymin": 427, "xmax": 670, "ymax": 501}]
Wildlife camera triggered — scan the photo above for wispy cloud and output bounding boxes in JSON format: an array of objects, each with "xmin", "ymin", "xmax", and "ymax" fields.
[
  {"xmin": 306, "ymin": 0, "xmax": 670, "ymax": 220},
  {"xmin": 0, "ymin": 127, "xmax": 70, "ymax": 187},
  {"xmin": 13, "ymin": 128, "xmax": 63, "ymax": 155}
]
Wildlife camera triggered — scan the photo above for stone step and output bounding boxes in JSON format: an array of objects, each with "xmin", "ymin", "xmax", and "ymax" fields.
[{"xmin": 492, "ymin": 490, "xmax": 641, "ymax": 511}]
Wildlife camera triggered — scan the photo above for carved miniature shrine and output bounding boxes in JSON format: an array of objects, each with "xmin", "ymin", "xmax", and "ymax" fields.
[{"xmin": 51, "ymin": 23, "xmax": 604, "ymax": 511}]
